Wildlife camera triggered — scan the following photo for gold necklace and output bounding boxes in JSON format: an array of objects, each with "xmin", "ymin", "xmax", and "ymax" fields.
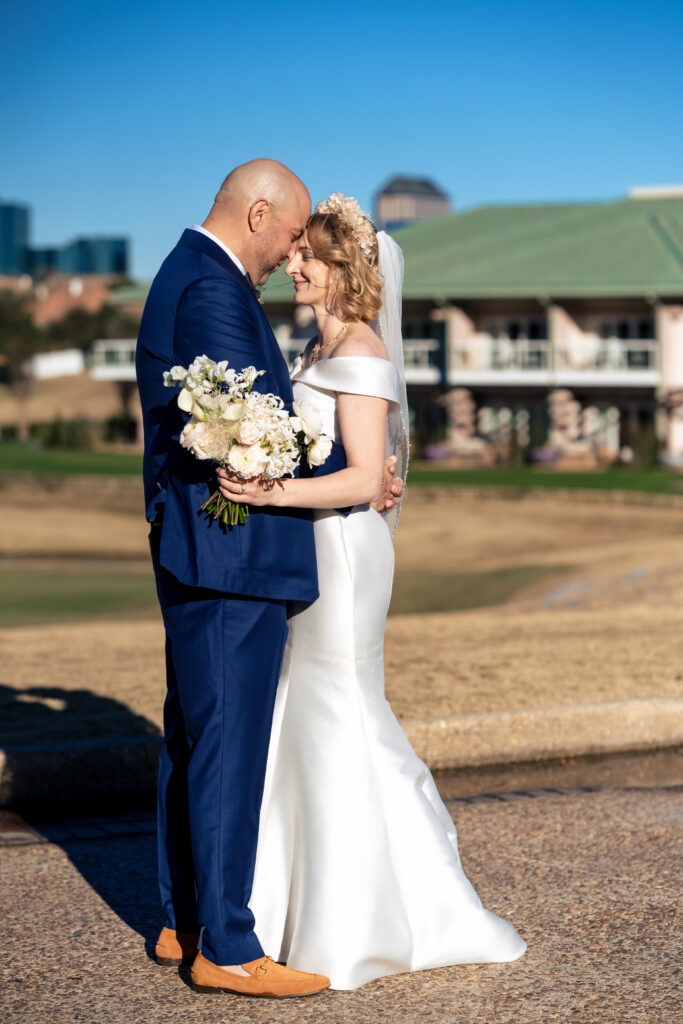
[{"xmin": 310, "ymin": 323, "xmax": 351, "ymax": 364}]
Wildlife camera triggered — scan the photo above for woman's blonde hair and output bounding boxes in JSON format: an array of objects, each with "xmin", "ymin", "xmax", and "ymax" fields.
[{"xmin": 305, "ymin": 212, "xmax": 383, "ymax": 323}]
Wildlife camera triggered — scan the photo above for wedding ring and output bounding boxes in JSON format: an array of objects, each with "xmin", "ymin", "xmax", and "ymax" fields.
[{"xmin": 241, "ymin": 484, "xmax": 246, "ymax": 493}]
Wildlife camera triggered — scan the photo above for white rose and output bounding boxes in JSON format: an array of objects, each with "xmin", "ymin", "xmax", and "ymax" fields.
[
  {"xmin": 227, "ymin": 443, "xmax": 269, "ymax": 478},
  {"xmin": 307, "ymin": 435, "xmax": 333, "ymax": 467},
  {"xmin": 180, "ymin": 421, "xmax": 212, "ymax": 460},
  {"xmin": 237, "ymin": 418, "xmax": 266, "ymax": 446},
  {"xmin": 292, "ymin": 400, "xmax": 322, "ymax": 442}
]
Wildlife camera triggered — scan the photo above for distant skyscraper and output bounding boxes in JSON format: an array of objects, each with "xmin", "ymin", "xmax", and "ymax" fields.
[
  {"xmin": 28, "ymin": 247, "xmax": 61, "ymax": 274},
  {"xmin": 58, "ymin": 237, "xmax": 129, "ymax": 275},
  {"xmin": 0, "ymin": 198, "xmax": 130, "ymax": 277},
  {"xmin": 0, "ymin": 202, "xmax": 30, "ymax": 274},
  {"xmin": 375, "ymin": 176, "xmax": 450, "ymax": 231}
]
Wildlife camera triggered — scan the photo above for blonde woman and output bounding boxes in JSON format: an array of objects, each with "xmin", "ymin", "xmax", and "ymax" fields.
[{"xmin": 217, "ymin": 195, "xmax": 526, "ymax": 990}]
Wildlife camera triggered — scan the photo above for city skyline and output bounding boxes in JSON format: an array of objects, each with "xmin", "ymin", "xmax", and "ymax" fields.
[
  {"xmin": 0, "ymin": 198, "xmax": 129, "ymax": 277},
  {"xmin": 3, "ymin": 0, "xmax": 683, "ymax": 278}
]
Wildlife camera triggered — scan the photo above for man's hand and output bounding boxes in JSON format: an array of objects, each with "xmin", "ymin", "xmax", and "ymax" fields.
[{"xmin": 372, "ymin": 455, "xmax": 404, "ymax": 513}]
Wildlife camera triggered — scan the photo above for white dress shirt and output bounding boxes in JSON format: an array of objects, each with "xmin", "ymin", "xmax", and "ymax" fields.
[{"xmin": 190, "ymin": 224, "xmax": 246, "ymax": 277}]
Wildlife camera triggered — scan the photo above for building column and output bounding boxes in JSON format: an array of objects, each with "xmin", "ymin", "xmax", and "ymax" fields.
[
  {"xmin": 132, "ymin": 393, "xmax": 144, "ymax": 450},
  {"xmin": 657, "ymin": 304, "xmax": 683, "ymax": 462},
  {"xmin": 548, "ymin": 388, "xmax": 581, "ymax": 448},
  {"xmin": 445, "ymin": 387, "xmax": 476, "ymax": 445},
  {"xmin": 431, "ymin": 305, "xmax": 475, "ymax": 379},
  {"xmin": 548, "ymin": 303, "xmax": 583, "ymax": 372}
]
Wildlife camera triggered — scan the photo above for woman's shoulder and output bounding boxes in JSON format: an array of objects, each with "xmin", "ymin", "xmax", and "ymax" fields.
[
  {"xmin": 333, "ymin": 325, "xmax": 389, "ymax": 362},
  {"xmin": 308, "ymin": 343, "xmax": 401, "ymax": 404}
]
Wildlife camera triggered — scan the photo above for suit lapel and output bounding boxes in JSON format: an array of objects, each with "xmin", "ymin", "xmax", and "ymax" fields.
[
  {"xmin": 253, "ymin": 300, "xmax": 293, "ymax": 399},
  {"xmin": 177, "ymin": 229, "xmax": 251, "ymax": 293},
  {"xmin": 177, "ymin": 228, "xmax": 293, "ymax": 399}
]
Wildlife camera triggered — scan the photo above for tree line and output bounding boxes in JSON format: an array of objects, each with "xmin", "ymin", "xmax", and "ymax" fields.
[{"xmin": 0, "ymin": 290, "xmax": 141, "ymax": 442}]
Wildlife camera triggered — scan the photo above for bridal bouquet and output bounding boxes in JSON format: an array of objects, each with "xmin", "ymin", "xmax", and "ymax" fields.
[{"xmin": 163, "ymin": 355, "xmax": 332, "ymax": 525}]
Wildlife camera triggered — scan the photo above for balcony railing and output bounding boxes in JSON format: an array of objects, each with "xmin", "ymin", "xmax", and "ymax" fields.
[
  {"xmin": 403, "ymin": 339, "xmax": 442, "ymax": 384},
  {"xmin": 491, "ymin": 340, "xmax": 549, "ymax": 370},
  {"xmin": 555, "ymin": 338, "xmax": 656, "ymax": 372},
  {"xmin": 89, "ymin": 338, "xmax": 137, "ymax": 381},
  {"xmin": 449, "ymin": 336, "xmax": 657, "ymax": 376},
  {"xmin": 450, "ymin": 337, "xmax": 549, "ymax": 372},
  {"xmin": 277, "ymin": 336, "xmax": 444, "ymax": 384}
]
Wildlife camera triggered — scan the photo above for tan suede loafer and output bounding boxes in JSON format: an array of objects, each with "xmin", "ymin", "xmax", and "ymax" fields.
[
  {"xmin": 155, "ymin": 926, "xmax": 200, "ymax": 966},
  {"xmin": 190, "ymin": 951, "xmax": 330, "ymax": 998}
]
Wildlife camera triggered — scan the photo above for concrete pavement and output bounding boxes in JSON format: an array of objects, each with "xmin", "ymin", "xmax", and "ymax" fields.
[{"xmin": 1, "ymin": 784, "xmax": 681, "ymax": 1024}]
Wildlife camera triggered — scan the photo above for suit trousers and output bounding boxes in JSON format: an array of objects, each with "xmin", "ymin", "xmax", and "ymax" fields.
[{"xmin": 149, "ymin": 528, "xmax": 288, "ymax": 965}]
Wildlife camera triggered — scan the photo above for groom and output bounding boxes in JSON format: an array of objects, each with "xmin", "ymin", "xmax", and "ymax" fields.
[{"xmin": 136, "ymin": 159, "xmax": 401, "ymax": 998}]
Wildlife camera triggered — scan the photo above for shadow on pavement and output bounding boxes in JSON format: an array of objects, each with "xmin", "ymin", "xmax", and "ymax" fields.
[
  {"xmin": 0, "ymin": 683, "xmax": 162, "ymax": 811},
  {"xmin": 0, "ymin": 683, "xmax": 160, "ymax": 748},
  {"xmin": 1, "ymin": 681, "xmax": 164, "ymax": 955},
  {"xmin": 61, "ymin": 826, "xmax": 160, "ymax": 959}
]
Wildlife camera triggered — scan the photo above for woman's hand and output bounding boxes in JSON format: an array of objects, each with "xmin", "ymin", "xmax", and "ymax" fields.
[
  {"xmin": 216, "ymin": 467, "xmax": 285, "ymax": 506},
  {"xmin": 371, "ymin": 455, "xmax": 404, "ymax": 512}
]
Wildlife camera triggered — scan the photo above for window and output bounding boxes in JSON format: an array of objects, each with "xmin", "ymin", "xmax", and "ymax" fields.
[
  {"xmin": 600, "ymin": 316, "xmax": 655, "ymax": 342},
  {"xmin": 627, "ymin": 349, "xmax": 651, "ymax": 369},
  {"xmin": 528, "ymin": 320, "xmax": 547, "ymax": 340}
]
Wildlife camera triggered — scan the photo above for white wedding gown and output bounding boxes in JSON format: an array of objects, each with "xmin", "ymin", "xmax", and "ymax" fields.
[{"xmin": 249, "ymin": 355, "xmax": 526, "ymax": 989}]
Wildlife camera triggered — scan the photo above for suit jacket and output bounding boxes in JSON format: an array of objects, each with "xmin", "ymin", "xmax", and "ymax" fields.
[{"xmin": 136, "ymin": 228, "xmax": 347, "ymax": 602}]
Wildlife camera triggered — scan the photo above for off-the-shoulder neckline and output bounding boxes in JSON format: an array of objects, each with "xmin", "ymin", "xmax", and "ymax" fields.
[{"xmin": 292, "ymin": 354, "xmax": 394, "ymax": 379}]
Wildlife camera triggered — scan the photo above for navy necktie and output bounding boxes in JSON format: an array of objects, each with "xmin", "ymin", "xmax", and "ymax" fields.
[{"xmin": 244, "ymin": 272, "xmax": 261, "ymax": 300}]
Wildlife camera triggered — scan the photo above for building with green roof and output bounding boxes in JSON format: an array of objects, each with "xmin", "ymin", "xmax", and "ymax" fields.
[{"xmin": 261, "ymin": 191, "xmax": 683, "ymax": 463}]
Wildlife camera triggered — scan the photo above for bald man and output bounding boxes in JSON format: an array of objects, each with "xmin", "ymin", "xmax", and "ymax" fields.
[{"xmin": 136, "ymin": 160, "xmax": 399, "ymax": 998}]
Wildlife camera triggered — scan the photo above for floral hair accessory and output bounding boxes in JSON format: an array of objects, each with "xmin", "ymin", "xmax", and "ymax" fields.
[{"xmin": 314, "ymin": 192, "xmax": 377, "ymax": 260}]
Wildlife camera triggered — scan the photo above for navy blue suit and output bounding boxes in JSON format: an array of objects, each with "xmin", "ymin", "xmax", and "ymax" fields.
[{"xmin": 136, "ymin": 229, "xmax": 346, "ymax": 964}]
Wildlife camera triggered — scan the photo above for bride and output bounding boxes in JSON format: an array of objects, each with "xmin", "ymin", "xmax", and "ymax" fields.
[{"xmin": 217, "ymin": 193, "xmax": 526, "ymax": 990}]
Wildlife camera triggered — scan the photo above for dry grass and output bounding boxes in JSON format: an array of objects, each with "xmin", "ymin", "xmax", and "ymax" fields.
[
  {"xmin": 0, "ymin": 476, "xmax": 144, "ymax": 558},
  {"xmin": 385, "ymin": 602, "xmax": 683, "ymax": 718},
  {"xmin": 2, "ymin": 485, "xmax": 683, "ymax": 741},
  {"xmin": 0, "ymin": 504, "xmax": 149, "ymax": 559},
  {"xmin": 0, "ymin": 375, "xmax": 124, "ymax": 427},
  {"xmin": 3, "ymin": 595, "xmax": 683, "ymax": 742},
  {"xmin": 394, "ymin": 487, "xmax": 683, "ymax": 575}
]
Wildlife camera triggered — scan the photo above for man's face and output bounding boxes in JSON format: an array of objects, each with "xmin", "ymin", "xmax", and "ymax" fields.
[{"xmin": 254, "ymin": 193, "xmax": 310, "ymax": 286}]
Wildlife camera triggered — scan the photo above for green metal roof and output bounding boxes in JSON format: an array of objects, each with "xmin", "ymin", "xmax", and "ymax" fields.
[
  {"xmin": 108, "ymin": 282, "xmax": 152, "ymax": 305},
  {"xmin": 261, "ymin": 196, "xmax": 683, "ymax": 304}
]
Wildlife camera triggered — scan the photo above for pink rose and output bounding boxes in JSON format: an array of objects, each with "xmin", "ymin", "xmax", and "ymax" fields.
[
  {"xmin": 179, "ymin": 420, "xmax": 212, "ymax": 460},
  {"xmin": 227, "ymin": 443, "xmax": 268, "ymax": 478}
]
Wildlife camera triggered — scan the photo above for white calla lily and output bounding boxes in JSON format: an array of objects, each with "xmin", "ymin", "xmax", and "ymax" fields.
[{"xmin": 177, "ymin": 389, "xmax": 194, "ymax": 413}]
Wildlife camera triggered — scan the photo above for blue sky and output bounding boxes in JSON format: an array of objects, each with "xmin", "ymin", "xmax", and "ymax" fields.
[{"xmin": 3, "ymin": 0, "xmax": 682, "ymax": 277}]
